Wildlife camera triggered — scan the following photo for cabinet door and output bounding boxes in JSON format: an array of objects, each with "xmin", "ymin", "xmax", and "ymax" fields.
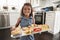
[
  {"xmin": 54, "ymin": 11, "xmax": 60, "ymax": 34},
  {"xmin": 53, "ymin": 0, "xmax": 60, "ymax": 2},
  {"xmin": 9, "ymin": 12, "xmax": 20, "ymax": 25},
  {"xmin": 26, "ymin": 0, "xmax": 40, "ymax": 7},
  {"xmin": 45, "ymin": 11, "xmax": 55, "ymax": 33}
]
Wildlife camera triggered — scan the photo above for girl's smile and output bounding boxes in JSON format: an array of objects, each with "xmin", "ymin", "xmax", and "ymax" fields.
[{"xmin": 23, "ymin": 5, "xmax": 31, "ymax": 16}]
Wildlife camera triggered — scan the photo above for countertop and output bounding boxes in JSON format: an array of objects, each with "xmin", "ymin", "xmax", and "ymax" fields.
[{"xmin": 0, "ymin": 26, "xmax": 12, "ymax": 29}]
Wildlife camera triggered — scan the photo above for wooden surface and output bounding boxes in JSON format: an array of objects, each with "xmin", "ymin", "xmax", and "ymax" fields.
[{"xmin": 34, "ymin": 31, "xmax": 53, "ymax": 40}]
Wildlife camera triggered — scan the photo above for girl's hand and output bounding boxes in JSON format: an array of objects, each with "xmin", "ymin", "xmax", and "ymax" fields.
[{"xmin": 11, "ymin": 26, "xmax": 16, "ymax": 31}]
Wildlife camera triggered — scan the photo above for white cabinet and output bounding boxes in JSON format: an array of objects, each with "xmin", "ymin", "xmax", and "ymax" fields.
[
  {"xmin": 51, "ymin": 0, "xmax": 60, "ymax": 4},
  {"xmin": 45, "ymin": 11, "xmax": 60, "ymax": 34},
  {"xmin": 26, "ymin": 0, "xmax": 40, "ymax": 7},
  {"xmin": 51, "ymin": 0, "xmax": 60, "ymax": 2},
  {"xmin": 45, "ymin": 11, "xmax": 55, "ymax": 34},
  {"xmin": 54, "ymin": 11, "xmax": 60, "ymax": 34},
  {"xmin": 9, "ymin": 12, "xmax": 20, "ymax": 26}
]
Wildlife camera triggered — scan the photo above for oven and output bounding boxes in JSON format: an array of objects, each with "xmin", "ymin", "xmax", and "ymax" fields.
[{"xmin": 34, "ymin": 12, "xmax": 46, "ymax": 25}]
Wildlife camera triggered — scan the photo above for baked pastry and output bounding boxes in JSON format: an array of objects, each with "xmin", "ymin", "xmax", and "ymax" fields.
[
  {"xmin": 24, "ymin": 30, "xmax": 32, "ymax": 34},
  {"xmin": 41, "ymin": 24, "xmax": 49, "ymax": 30},
  {"xmin": 22, "ymin": 27, "xmax": 32, "ymax": 34},
  {"xmin": 31, "ymin": 24, "xmax": 37, "ymax": 27},
  {"xmin": 11, "ymin": 26, "xmax": 21, "ymax": 35}
]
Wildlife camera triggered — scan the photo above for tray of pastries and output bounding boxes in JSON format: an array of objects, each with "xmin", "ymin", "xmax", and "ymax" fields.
[
  {"xmin": 21, "ymin": 27, "xmax": 33, "ymax": 36},
  {"xmin": 11, "ymin": 24, "xmax": 49, "ymax": 37}
]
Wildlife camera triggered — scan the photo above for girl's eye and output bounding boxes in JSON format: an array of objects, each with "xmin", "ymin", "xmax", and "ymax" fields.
[
  {"xmin": 24, "ymin": 8, "xmax": 26, "ymax": 10},
  {"xmin": 24, "ymin": 8, "xmax": 31, "ymax": 10},
  {"xmin": 28, "ymin": 8, "xmax": 30, "ymax": 10}
]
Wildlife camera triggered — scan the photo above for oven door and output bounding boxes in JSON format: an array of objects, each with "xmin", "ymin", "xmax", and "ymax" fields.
[
  {"xmin": 35, "ymin": 13, "xmax": 46, "ymax": 25},
  {"xmin": 35, "ymin": 14, "xmax": 43, "ymax": 24}
]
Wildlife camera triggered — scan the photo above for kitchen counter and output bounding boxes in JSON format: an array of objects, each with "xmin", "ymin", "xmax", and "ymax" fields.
[{"xmin": 0, "ymin": 26, "xmax": 12, "ymax": 29}]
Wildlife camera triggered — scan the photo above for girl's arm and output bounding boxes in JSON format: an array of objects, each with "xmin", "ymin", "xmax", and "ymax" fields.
[
  {"xmin": 32, "ymin": 17, "xmax": 35, "ymax": 24},
  {"xmin": 11, "ymin": 17, "xmax": 21, "ymax": 31},
  {"xmin": 15, "ymin": 17, "xmax": 21, "ymax": 27}
]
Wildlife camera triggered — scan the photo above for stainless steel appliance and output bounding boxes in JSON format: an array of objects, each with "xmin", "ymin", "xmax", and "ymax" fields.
[
  {"xmin": 34, "ymin": 12, "xmax": 46, "ymax": 25},
  {"xmin": 0, "ymin": 12, "xmax": 10, "ymax": 27}
]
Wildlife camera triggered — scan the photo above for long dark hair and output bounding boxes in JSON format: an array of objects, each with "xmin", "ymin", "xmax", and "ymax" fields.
[{"xmin": 21, "ymin": 3, "xmax": 33, "ymax": 17}]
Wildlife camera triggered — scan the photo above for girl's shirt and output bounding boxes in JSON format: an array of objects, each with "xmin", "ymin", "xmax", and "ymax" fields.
[{"xmin": 20, "ymin": 16, "xmax": 33, "ymax": 27}]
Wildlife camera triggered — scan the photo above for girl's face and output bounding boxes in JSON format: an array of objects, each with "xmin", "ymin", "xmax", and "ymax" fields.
[{"xmin": 23, "ymin": 5, "xmax": 31, "ymax": 16}]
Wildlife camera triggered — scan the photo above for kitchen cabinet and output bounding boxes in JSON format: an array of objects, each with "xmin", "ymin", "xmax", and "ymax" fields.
[
  {"xmin": 26, "ymin": 0, "xmax": 54, "ymax": 9},
  {"xmin": 52, "ymin": 0, "xmax": 60, "ymax": 5},
  {"xmin": 54, "ymin": 11, "xmax": 60, "ymax": 34},
  {"xmin": 9, "ymin": 12, "xmax": 20, "ymax": 26},
  {"xmin": 45, "ymin": 11, "xmax": 55, "ymax": 34},
  {"xmin": 26, "ymin": 0, "xmax": 40, "ymax": 7},
  {"xmin": 51, "ymin": 0, "xmax": 60, "ymax": 2},
  {"xmin": 45, "ymin": 11, "xmax": 60, "ymax": 34}
]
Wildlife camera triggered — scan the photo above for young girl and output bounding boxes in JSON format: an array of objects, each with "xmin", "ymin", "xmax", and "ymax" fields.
[{"xmin": 13, "ymin": 3, "xmax": 35, "ymax": 40}]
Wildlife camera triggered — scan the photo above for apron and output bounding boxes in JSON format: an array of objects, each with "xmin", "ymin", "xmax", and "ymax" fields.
[{"xmin": 20, "ymin": 16, "xmax": 34, "ymax": 40}]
